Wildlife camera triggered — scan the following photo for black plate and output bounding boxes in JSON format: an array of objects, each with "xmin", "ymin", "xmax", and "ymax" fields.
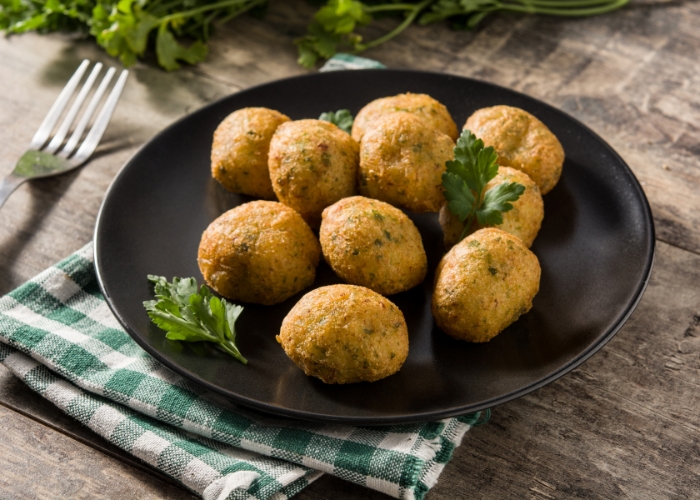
[{"xmin": 94, "ymin": 70, "xmax": 655, "ymax": 425}]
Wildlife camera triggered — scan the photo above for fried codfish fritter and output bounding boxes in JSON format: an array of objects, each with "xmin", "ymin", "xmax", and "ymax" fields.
[
  {"xmin": 268, "ymin": 119, "xmax": 359, "ymax": 228},
  {"xmin": 439, "ymin": 167, "xmax": 544, "ymax": 249},
  {"xmin": 432, "ymin": 228, "xmax": 541, "ymax": 342},
  {"xmin": 198, "ymin": 201, "xmax": 320, "ymax": 305},
  {"xmin": 277, "ymin": 285, "xmax": 409, "ymax": 384},
  {"xmin": 464, "ymin": 105, "xmax": 564, "ymax": 195},
  {"xmin": 320, "ymin": 196, "xmax": 427, "ymax": 295},
  {"xmin": 352, "ymin": 93, "xmax": 458, "ymax": 142},
  {"xmin": 359, "ymin": 112, "xmax": 454, "ymax": 213},
  {"xmin": 211, "ymin": 107, "xmax": 290, "ymax": 199}
]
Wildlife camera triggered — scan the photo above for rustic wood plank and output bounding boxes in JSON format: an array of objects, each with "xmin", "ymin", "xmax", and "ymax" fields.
[
  {"xmin": 1, "ymin": 238, "xmax": 695, "ymax": 499},
  {"xmin": 294, "ymin": 245, "xmax": 700, "ymax": 500},
  {"xmin": 0, "ymin": 403, "xmax": 196, "ymax": 499},
  {"xmin": 0, "ymin": 364, "xmax": 199, "ymax": 497},
  {"xmin": 0, "ymin": 34, "xmax": 238, "ymax": 294}
]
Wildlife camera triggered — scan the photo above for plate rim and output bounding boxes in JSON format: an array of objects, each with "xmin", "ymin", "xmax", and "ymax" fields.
[{"xmin": 94, "ymin": 68, "xmax": 656, "ymax": 425}]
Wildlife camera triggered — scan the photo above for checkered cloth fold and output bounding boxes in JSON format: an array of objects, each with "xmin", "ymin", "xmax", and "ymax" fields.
[
  {"xmin": 0, "ymin": 244, "xmax": 483, "ymax": 499},
  {"xmin": 0, "ymin": 55, "xmax": 486, "ymax": 500}
]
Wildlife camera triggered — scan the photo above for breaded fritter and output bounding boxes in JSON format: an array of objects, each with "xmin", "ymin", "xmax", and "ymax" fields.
[
  {"xmin": 440, "ymin": 167, "xmax": 544, "ymax": 249},
  {"xmin": 352, "ymin": 93, "xmax": 458, "ymax": 142},
  {"xmin": 359, "ymin": 112, "xmax": 454, "ymax": 213},
  {"xmin": 277, "ymin": 285, "xmax": 409, "ymax": 384},
  {"xmin": 432, "ymin": 228, "xmax": 541, "ymax": 342},
  {"xmin": 320, "ymin": 196, "xmax": 427, "ymax": 295},
  {"xmin": 198, "ymin": 201, "xmax": 320, "ymax": 305},
  {"xmin": 211, "ymin": 107, "xmax": 290, "ymax": 199},
  {"xmin": 465, "ymin": 105, "xmax": 564, "ymax": 194},
  {"xmin": 268, "ymin": 119, "xmax": 359, "ymax": 228}
]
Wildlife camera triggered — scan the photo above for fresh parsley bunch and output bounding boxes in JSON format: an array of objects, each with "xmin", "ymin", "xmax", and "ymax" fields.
[
  {"xmin": 442, "ymin": 129, "xmax": 525, "ymax": 242},
  {"xmin": 0, "ymin": 0, "xmax": 629, "ymax": 70},
  {"xmin": 319, "ymin": 109, "xmax": 354, "ymax": 133},
  {"xmin": 144, "ymin": 275, "xmax": 247, "ymax": 364},
  {"xmin": 0, "ymin": 0, "xmax": 266, "ymax": 70},
  {"xmin": 296, "ymin": 0, "xmax": 629, "ymax": 68}
]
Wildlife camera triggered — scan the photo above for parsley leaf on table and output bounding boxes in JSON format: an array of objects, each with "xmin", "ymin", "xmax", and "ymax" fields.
[
  {"xmin": 319, "ymin": 109, "xmax": 354, "ymax": 133},
  {"xmin": 143, "ymin": 275, "xmax": 247, "ymax": 364},
  {"xmin": 0, "ymin": 0, "xmax": 630, "ymax": 70},
  {"xmin": 296, "ymin": 0, "xmax": 629, "ymax": 68},
  {"xmin": 442, "ymin": 129, "xmax": 525, "ymax": 242}
]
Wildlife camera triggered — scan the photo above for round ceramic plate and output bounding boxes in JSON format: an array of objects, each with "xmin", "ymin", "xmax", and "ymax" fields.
[{"xmin": 94, "ymin": 70, "xmax": 655, "ymax": 425}]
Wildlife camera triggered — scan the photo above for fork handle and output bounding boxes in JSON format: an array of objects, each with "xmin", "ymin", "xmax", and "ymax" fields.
[{"xmin": 0, "ymin": 173, "xmax": 27, "ymax": 210}]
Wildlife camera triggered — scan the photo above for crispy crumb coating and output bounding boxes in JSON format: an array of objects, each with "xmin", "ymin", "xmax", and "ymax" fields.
[
  {"xmin": 198, "ymin": 201, "xmax": 320, "ymax": 305},
  {"xmin": 277, "ymin": 285, "xmax": 409, "ymax": 384},
  {"xmin": 211, "ymin": 107, "xmax": 290, "ymax": 199},
  {"xmin": 465, "ymin": 105, "xmax": 564, "ymax": 195},
  {"xmin": 359, "ymin": 112, "xmax": 454, "ymax": 213},
  {"xmin": 320, "ymin": 196, "xmax": 427, "ymax": 295},
  {"xmin": 268, "ymin": 119, "xmax": 359, "ymax": 228},
  {"xmin": 440, "ymin": 167, "xmax": 544, "ymax": 249},
  {"xmin": 432, "ymin": 228, "xmax": 541, "ymax": 342},
  {"xmin": 352, "ymin": 93, "xmax": 458, "ymax": 142}
]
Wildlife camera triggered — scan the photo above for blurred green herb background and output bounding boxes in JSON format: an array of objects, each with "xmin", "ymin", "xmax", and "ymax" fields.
[{"xmin": 0, "ymin": 0, "xmax": 628, "ymax": 71}]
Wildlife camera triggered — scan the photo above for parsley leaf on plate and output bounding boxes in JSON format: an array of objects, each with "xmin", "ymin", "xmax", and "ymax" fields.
[
  {"xmin": 319, "ymin": 109, "xmax": 354, "ymax": 134},
  {"xmin": 442, "ymin": 129, "xmax": 525, "ymax": 242},
  {"xmin": 143, "ymin": 275, "xmax": 247, "ymax": 364},
  {"xmin": 478, "ymin": 181, "xmax": 526, "ymax": 227}
]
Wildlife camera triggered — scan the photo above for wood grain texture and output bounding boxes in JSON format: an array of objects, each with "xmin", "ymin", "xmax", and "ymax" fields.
[
  {"xmin": 0, "ymin": 0, "xmax": 699, "ymax": 498},
  {"xmin": 0, "ymin": 403, "xmax": 196, "ymax": 499},
  {"xmin": 0, "ymin": 35, "xmax": 238, "ymax": 295}
]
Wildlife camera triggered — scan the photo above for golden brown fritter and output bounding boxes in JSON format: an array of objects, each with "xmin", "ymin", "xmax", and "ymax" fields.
[
  {"xmin": 268, "ymin": 119, "xmax": 359, "ymax": 228},
  {"xmin": 198, "ymin": 201, "xmax": 320, "ymax": 305},
  {"xmin": 439, "ymin": 167, "xmax": 544, "ymax": 249},
  {"xmin": 432, "ymin": 228, "xmax": 541, "ymax": 342},
  {"xmin": 465, "ymin": 105, "xmax": 564, "ymax": 194},
  {"xmin": 211, "ymin": 107, "xmax": 290, "ymax": 199},
  {"xmin": 359, "ymin": 112, "xmax": 454, "ymax": 213},
  {"xmin": 352, "ymin": 93, "xmax": 458, "ymax": 142},
  {"xmin": 320, "ymin": 196, "xmax": 427, "ymax": 295},
  {"xmin": 277, "ymin": 285, "xmax": 409, "ymax": 384}
]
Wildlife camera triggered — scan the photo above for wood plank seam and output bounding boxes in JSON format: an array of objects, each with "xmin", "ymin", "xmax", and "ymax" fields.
[{"xmin": 0, "ymin": 397, "xmax": 189, "ymax": 494}]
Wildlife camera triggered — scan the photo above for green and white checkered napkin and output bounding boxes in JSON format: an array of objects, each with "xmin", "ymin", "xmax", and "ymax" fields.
[{"xmin": 0, "ymin": 55, "xmax": 487, "ymax": 500}]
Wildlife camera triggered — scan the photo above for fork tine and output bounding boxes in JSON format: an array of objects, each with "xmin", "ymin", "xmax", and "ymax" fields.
[
  {"xmin": 59, "ymin": 67, "xmax": 116, "ymax": 159},
  {"xmin": 30, "ymin": 59, "xmax": 90, "ymax": 150},
  {"xmin": 45, "ymin": 63, "xmax": 103, "ymax": 154},
  {"xmin": 72, "ymin": 69, "xmax": 129, "ymax": 164}
]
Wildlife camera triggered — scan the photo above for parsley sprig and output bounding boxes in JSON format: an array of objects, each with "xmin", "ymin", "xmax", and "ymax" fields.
[
  {"xmin": 442, "ymin": 129, "xmax": 525, "ymax": 242},
  {"xmin": 1, "ymin": 0, "xmax": 629, "ymax": 70},
  {"xmin": 295, "ymin": 0, "xmax": 629, "ymax": 68},
  {"xmin": 143, "ymin": 275, "xmax": 247, "ymax": 364},
  {"xmin": 0, "ymin": 0, "xmax": 266, "ymax": 70},
  {"xmin": 319, "ymin": 109, "xmax": 354, "ymax": 133}
]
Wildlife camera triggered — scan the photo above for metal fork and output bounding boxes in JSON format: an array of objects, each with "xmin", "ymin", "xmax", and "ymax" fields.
[{"xmin": 0, "ymin": 60, "xmax": 129, "ymax": 209}]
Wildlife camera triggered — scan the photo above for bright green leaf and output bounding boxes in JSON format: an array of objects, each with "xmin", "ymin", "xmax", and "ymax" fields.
[
  {"xmin": 442, "ymin": 171, "xmax": 475, "ymax": 222},
  {"xmin": 442, "ymin": 128, "xmax": 524, "ymax": 242},
  {"xmin": 144, "ymin": 275, "xmax": 247, "ymax": 364},
  {"xmin": 477, "ymin": 181, "xmax": 526, "ymax": 226},
  {"xmin": 319, "ymin": 109, "xmax": 354, "ymax": 133},
  {"xmin": 156, "ymin": 24, "xmax": 208, "ymax": 71}
]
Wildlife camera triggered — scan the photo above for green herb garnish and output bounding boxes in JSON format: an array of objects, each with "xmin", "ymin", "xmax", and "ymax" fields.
[
  {"xmin": 442, "ymin": 129, "xmax": 525, "ymax": 242},
  {"xmin": 0, "ymin": 0, "xmax": 629, "ymax": 71},
  {"xmin": 143, "ymin": 275, "xmax": 247, "ymax": 364},
  {"xmin": 319, "ymin": 109, "xmax": 354, "ymax": 133},
  {"xmin": 0, "ymin": 0, "xmax": 266, "ymax": 71},
  {"xmin": 295, "ymin": 0, "xmax": 629, "ymax": 68}
]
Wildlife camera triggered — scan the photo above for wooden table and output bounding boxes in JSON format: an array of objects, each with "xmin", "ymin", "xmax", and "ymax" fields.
[{"xmin": 1, "ymin": 1, "xmax": 699, "ymax": 498}]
